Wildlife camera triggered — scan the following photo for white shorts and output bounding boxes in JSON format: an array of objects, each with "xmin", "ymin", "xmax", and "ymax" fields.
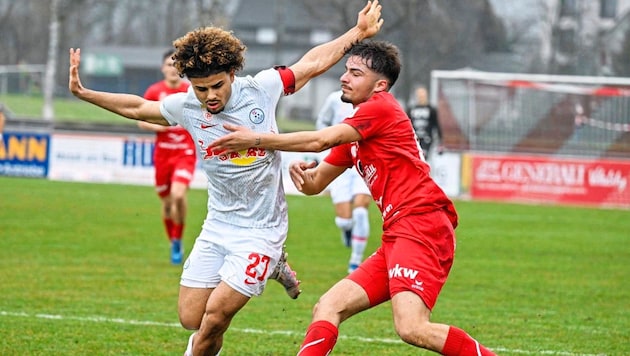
[
  {"xmin": 327, "ymin": 168, "xmax": 371, "ymax": 204},
  {"xmin": 180, "ymin": 219, "xmax": 287, "ymax": 298}
]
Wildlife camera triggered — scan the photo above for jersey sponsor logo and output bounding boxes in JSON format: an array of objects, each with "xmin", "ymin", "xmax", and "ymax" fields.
[
  {"xmin": 389, "ymin": 264, "xmax": 425, "ymax": 291},
  {"xmin": 218, "ymin": 148, "xmax": 266, "ymax": 166},
  {"xmin": 200, "ymin": 123, "xmax": 218, "ymax": 129},
  {"xmin": 199, "ymin": 139, "xmax": 266, "ymax": 166},
  {"xmin": 388, "ymin": 263, "xmax": 420, "ymax": 280},
  {"xmin": 380, "ymin": 203, "xmax": 394, "ymax": 220},
  {"xmin": 249, "ymin": 108, "xmax": 265, "ymax": 124},
  {"xmin": 363, "ymin": 163, "xmax": 377, "ymax": 187}
]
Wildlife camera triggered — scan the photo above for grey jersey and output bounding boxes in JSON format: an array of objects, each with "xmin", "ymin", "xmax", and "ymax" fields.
[{"xmin": 161, "ymin": 69, "xmax": 288, "ymax": 229}]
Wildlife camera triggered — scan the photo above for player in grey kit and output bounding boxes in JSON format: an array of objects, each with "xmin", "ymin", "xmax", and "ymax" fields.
[{"xmin": 68, "ymin": 1, "xmax": 383, "ymax": 355}]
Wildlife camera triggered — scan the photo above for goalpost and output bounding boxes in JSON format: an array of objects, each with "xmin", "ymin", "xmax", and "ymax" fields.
[
  {"xmin": 0, "ymin": 64, "xmax": 46, "ymax": 96},
  {"xmin": 430, "ymin": 70, "xmax": 630, "ymax": 160}
]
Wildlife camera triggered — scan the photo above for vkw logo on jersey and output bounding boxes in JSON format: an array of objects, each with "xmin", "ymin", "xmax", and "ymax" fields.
[{"xmin": 249, "ymin": 108, "xmax": 265, "ymax": 124}]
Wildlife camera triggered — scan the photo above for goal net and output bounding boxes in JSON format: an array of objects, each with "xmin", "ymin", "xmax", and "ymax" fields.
[
  {"xmin": 0, "ymin": 64, "xmax": 46, "ymax": 96},
  {"xmin": 431, "ymin": 70, "xmax": 630, "ymax": 160}
]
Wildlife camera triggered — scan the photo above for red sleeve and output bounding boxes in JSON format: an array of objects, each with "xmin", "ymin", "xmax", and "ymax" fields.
[
  {"xmin": 323, "ymin": 144, "xmax": 353, "ymax": 168},
  {"xmin": 143, "ymin": 82, "xmax": 161, "ymax": 101},
  {"xmin": 274, "ymin": 66, "xmax": 296, "ymax": 95}
]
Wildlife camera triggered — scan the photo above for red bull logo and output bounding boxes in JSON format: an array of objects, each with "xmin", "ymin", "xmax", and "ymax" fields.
[{"xmin": 199, "ymin": 140, "xmax": 266, "ymax": 166}]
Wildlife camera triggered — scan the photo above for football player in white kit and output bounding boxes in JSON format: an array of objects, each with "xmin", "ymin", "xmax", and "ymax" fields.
[
  {"xmin": 68, "ymin": 1, "xmax": 383, "ymax": 355},
  {"xmin": 316, "ymin": 90, "xmax": 371, "ymax": 273}
]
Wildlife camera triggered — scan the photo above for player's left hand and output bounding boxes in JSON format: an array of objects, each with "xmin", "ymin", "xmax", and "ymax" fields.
[
  {"xmin": 356, "ymin": 0, "xmax": 384, "ymax": 39},
  {"xmin": 210, "ymin": 123, "xmax": 256, "ymax": 154},
  {"xmin": 68, "ymin": 48, "xmax": 85, "ymax": 97},
  {"xmin": 288, "ymin": 160, "xmax": 317, "ymax": 192}
]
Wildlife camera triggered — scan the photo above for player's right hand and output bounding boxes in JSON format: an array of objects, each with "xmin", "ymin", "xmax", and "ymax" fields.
[{"xmin": 356, "ymin": 0, "xmax": 383, "ymax": 39}]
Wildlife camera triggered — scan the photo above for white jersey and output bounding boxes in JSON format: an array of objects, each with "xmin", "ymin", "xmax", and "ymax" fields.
[
  {"xmin": 315, "ymin": 90, "xmax": 355, "ymax": 129},
  {"xmin": 161, "ymin": 69, "xmax": 288, "ymax": 230}
]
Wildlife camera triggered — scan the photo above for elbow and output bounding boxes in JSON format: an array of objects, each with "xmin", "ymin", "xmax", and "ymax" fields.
[
  {"xmin": 310, "ymin": 137, "xmax": 335, "ymax": 153},
  {"xmin": 300, "ymin": 189, "xmax": 319, "ymax": 196},
  {"xmin": 300, "ymin": 185, "xmax": 325, "ymax": 196}
]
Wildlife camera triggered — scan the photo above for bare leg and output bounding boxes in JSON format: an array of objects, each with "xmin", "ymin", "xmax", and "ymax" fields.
[
  {"xmin": 392, "ymin": 291, "xmax": 496, "ymax": 355},
  {"xmin": 179, "ymin": 283, "xmax": 249, "ymax": 355}
]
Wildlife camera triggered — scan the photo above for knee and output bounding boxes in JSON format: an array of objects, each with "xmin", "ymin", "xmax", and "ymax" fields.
[
  {"xmin": 311, "ymin": 300, "xmax": 323, "ymax": 317},
  {"xmin": 179, "ymin": 303, "xmax": 202, "ymax": 330},
  {"xmin": 311, "ymin": 296, "xmax": 347, "ymax": 324},
  {"xmin": 179, "ymin": 309, "xmax": 202, "ymax": 330},
  {"xmin": 171, "ymin": 193, "xmax": 186, "ymax": 205},
  {"xmin": 394, "ymin": 320, "xmax": 431, "ymax": 348},
  {"xmin": 180, "ymin": 310, "xmax": 229, "ymax": 335}
]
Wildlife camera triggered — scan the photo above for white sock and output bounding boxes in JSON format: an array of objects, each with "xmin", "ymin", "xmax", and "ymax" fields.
[
  {"xmin": 184, "ymin": 332, "xmax": 222, "ymax": 356},
  {"xmin": 350, "ymin": 207, "xmax": 369, "ymax": 265},
  {"xmin": 334, "ymin": 216, "xmax": 354, "ymax": 231},
  {"xmin": 184, "ymin": 332, "xmax": 195, "ymax": 356}
]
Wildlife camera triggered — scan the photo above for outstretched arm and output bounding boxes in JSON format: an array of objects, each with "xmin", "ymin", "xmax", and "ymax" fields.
[
  {"xmin": 210, "ymin": 122, "xmax": 362, "ymax": 154},
  {"xmin": 289, "ymin": 0, "xmax": 383, "ymax": 92},
  {"xmin": 68, "ymin": 48, "xmax": 167, "ymax": 125}
]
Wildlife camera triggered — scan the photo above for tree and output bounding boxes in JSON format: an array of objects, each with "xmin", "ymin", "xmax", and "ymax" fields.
[
  {"xmin": 43, "ymin": 0, "xmax": 60, "ymax": 120},
  {"xmin": 299, "ymin": 0, "xmax": 508, "ymax": 107}
]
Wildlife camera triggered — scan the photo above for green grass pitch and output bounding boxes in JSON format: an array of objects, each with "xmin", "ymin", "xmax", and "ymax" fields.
[{"xmin": 0, "ymin": 176, "xmax": 628, "ymax": 355}]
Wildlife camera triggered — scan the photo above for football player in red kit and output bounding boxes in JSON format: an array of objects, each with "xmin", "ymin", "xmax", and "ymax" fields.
[{"xmin": 210, "ymin": 40, "xmax": 497, "ymax": 356}]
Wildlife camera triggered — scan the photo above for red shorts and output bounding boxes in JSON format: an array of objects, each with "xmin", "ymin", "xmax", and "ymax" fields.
[
  {"xmin": 154, "ymin": 148, "xmax": 196, "ymax": 198},
  {"xmin": 348, "ymin": 208, "xmax": 456, "ymax": 310}
]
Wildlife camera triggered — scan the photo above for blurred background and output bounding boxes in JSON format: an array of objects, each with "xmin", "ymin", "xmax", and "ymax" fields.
[
  {"xmin": 1, "ymin": 0, "xmax": 629, "ymax": 208},
  {"xmin": 2, "ymin": 0, "xmax": 630, "ymax": 120}
]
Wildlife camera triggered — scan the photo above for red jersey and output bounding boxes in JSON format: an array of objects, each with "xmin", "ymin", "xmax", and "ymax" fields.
[
  {"xmin": 324, "ymin": 91, "xmax": 457, "ymax": 230},
  {"xmin": 143, "ymin": 80, "xmax": 195, "ymax": 150}
]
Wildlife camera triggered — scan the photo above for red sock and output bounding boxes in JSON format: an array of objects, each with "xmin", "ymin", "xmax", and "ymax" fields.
[
  {"xmin": 163, "ymin": 218, "xmax": 174, "ymax": 241},
  {"xmin": 171, "ymin": 222, "xmax": 184, "ymax": 240},
  {"xmin": 442, "ymin": 326, "xmax": 496, "ymax": 356},
  {"xmin": 297, "ymin": 320, "xmax": 338, "ymax": 356}
]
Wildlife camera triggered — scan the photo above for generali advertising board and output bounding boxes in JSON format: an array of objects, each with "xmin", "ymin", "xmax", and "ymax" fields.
[{"xmin": 470, "ymin": 154, "xmax": 630, "ymax": 208}]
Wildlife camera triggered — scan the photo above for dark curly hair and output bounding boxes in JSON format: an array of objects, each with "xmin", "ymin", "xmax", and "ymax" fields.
[
  {"xmin": 345, "ymin": 40, "xmax": 401, "ymax": 90},
  {"xmin": 172, "ymin": 27, "xmax": 246, "ymax": 78}
]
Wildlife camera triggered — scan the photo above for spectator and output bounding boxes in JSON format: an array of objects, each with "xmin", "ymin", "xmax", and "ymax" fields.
[{"xmin": 407, "ymin": 86, "xmax": 444, "ymax": 160}]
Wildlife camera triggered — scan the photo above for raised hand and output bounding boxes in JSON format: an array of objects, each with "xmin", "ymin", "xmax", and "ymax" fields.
[
  {"xmin": 356, "ymin": 0, "xmax": 384, "ymax": 39},
  {"xmin": 68, "ymin": 48, "xmax": 84, "ymax": 97}
]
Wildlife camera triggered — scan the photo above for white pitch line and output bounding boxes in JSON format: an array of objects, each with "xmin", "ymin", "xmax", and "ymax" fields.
[{"xmin": 0, "ymin": 311, "xmax": 606, "ymax": 356}]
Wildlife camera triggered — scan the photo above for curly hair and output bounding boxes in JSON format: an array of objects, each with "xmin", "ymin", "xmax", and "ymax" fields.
[
  {"xmin": 345, "ymin": 41, "xmax": 401, "ymax": 89},
  {"xmin": 172, "ymin": 27, "xmax": 246, "ymax": 78}
]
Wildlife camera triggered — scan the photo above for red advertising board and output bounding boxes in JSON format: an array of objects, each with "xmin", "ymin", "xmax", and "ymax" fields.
[{"xmin": 470, "ymin": 154, "xmax": 630, "ymax": 208}]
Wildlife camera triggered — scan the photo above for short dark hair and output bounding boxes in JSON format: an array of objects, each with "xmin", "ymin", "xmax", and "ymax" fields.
[
  {"xmin": 172, "ymin": 27, "xmax": 246, "ymax": 78},
  {"xmin": 162, "ymin": 49, "xmax": 175, "ymax": 62},
  {"xmin": 345, "ymin": 41, "xmax": 401, "ymax": 89}
]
